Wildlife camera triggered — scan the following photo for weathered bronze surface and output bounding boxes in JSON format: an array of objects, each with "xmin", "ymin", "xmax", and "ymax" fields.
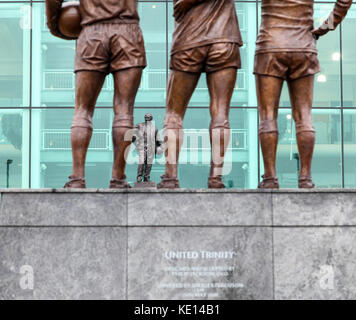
[
  {"xmin": 58, "ymin": 2, "xmax": 82, "ymax": 39},
  {"xmin": 46, "ymin": 0, "xmax": 146, "ymax": 188},
  {"xmin": 132, "ymin": 114, "xmax": 163, "ymax": 184},
  {"xmin": 45, "ymin": 0, "xmax": 353, "ymax": 190},
  {"xmin": 255, "ymin": 0, "xmax": 352, "ymax": 189},
  {"xmin": 158, "ymin": 0, "xmax": 243, "ymax": 189}
]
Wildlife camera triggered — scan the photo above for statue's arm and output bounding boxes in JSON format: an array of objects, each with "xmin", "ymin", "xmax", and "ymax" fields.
[
  {"xmin": 174, "ymin": 0, "xmax": 208, "ymax": 21},
  {"xmin": 45, "ymin": 0, "xmax": 73, "ymax": 40},
  {"xmin": 312, "ymin": 0, "xmax": 353, "ymax": 39}
]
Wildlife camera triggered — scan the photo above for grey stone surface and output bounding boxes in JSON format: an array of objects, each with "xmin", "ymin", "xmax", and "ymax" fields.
[
  {"xmin": 274, "ymin": 228, "xmax": 356, "ymax": 300},
  {"xmin": 0, "ymin": 227, "xmax": 127, "ymax": 299},
  {"xmin": 0, "ymin": 189, "xmax": 356, "ymax": 299},
  {"xmin": 0, "ymin": 193, "xmax": 127, "ymax": 226},
  {"xmin": 273, "ymin": 192, "xmax": 356, "ymax": 226},
  {"xmin": 128, "ymin": 227, "xmax": 273, "ymax": 300},
  {"xmin": 134, "ymin": 182, "xmax": 156, "ymax": 189},
  {"xmin": 128, "ymin": 192, "xmax": 272, "ymax": 226}
]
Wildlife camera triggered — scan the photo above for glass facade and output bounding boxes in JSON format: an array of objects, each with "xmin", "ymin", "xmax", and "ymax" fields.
[{"xmin": 0, "ymin": 0, "xmax": 355, "ymax": 189}]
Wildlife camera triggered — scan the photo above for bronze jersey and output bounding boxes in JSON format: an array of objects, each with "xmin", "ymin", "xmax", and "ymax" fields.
[
  {"xmin": 171, "ymin": 0, "xmax": 243, "ymax": 55},
  {"xmin": 46, "ymin": 0, "xmax": 139, "ymax": 39},
  {"xmin": 256, "ymin": 0, "xmax": 352, "ymax": 53},
  {"xmin": 79, "ymin": 0, "xmax": 139, "ymax": 26}
]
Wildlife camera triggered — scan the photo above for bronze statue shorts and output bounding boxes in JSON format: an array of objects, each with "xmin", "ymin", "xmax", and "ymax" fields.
[
  {"xmin": 75, "ymin": 22, "xmax": 147, "ymax": 74},
  {"xmin": 170, "ymin": 42, "xmax": 241, "ymax": 73},
  {"xmin": 254, "ymin": 52, "xmax": 320, "ymax": 80}
]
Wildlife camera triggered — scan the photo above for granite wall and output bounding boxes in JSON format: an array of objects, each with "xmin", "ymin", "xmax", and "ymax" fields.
[{"xmin": 0, "ymin": 189, "xmax": 355, "ymax": 300}]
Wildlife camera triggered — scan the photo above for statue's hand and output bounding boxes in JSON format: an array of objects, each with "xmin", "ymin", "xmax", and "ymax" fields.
[
  {"xmin": 311, "ymin": 27, "xmax": 329, "ymax": 40},
  {"xmin": 173, "ymin": 0, "xmax": 196, "ymax": 22}
]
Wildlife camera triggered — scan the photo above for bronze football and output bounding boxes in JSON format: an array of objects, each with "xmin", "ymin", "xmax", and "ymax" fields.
[{"xmin": 58, "ymin": 1, "xmax": 82, "ymax": 39}]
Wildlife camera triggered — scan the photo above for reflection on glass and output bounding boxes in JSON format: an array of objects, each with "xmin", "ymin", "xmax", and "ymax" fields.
[
  {"xmin": 168, "ymin": 2, "xmax": 256, "ymax": 107},
  {"xmin": 0, "ymin": 109, "xmax": 28, "ymax": 188},
  {"xmin": 343, "ymin": 110, "xmax": 356, "ymax": 188},
  {"xmin": 0, "ymin": 1, "xmax": 352, "ymax": 189},
  {"xmin": 342, "ymin": 6, "xmax": 356, "ymax": 108},
  {"xmin": 30, "ymin": 108, "xmax": 258, "ymax": 189},
  {"xmin": 0, "ymin": 3, "xmax": 30, "ymax": 107},
  {"xmin": 32, "ymin": 4, "xmax": 76, "ymax": 107},
  {"xmin": 280, "ymin": 3, "xmax": 342, "ymax": 108},
  {"xmin": 274, "ymin": 109, "xmax": 342, "ymax": 188}
]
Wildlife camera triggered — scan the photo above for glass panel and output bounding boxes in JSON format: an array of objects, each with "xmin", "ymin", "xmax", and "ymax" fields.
[
  {"xmin": 231, "ymin": 2, "xmax": 257, "ymax": 108},
  {"xmin": 342, "ymin": 5, "xmax": 356, "ymax": 108},
  {"xmin": 152, "ymin": 108, "xmax": 258, "ymax": 189},
  {"xmin": 96, "ymin": 2, "xmax": 167, "ymax": 107},
  {"xmin": 0, "ymin": 109, "xmax": 29, "ymax": 188},
  {"xmin": 343, "ymin": 109, "xmax": 356, "ymax": 188},
  {"xmin": 31, "ymin": 107, "xmax": 258, "ymax": 189},
  {"xmin": 274, "ymin": 109, "xmax": 342, "ymax": 188},
  {"xmin": 32, "ymin": 2, "xmax": 167, "ymax": 108},
  {"xmin": 32, "ymin": 3, "xmax": 76, "ymax": 107},
  {"xmin": 3, "ymin": 1, "xmax": 352, "ymax": 189},
  {"xmin": 168, "ymin": 2, "xmax": 256, "ymax": 107},
  {"xmin": 280, "ymin": 3, "xmax": 342, "ymax": 108},
  {"xmin": 31, "ymin": 108, "xmax": 114, "ymax": 188},
  {"xmin": 0, "ymin": 3, "xmax": 30, "ymax": 107},
  {"xmin": 134, "ymin": 2, "xmax": 167, "ymax": 107}
]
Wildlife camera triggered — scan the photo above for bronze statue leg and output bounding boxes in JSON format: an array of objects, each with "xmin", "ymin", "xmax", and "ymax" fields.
[
  {"xmin": 112, "ymin": 67, "xmax": 143, "ymax": 181},
  {"xmin": 288, "ymin": 75, "xmax": 315, "ymax": 188},
  {"xmin": 207, "ymin": 67, "xmax": 236, "ymax": 186},
  {"xmin": 70, "ymin": 71, "xmax": 106, "ymax": 180},
  {"xmin": 164, "ymin": 70, "xmax": 201, "ymax": 178},
  {"xmin": 256, "ymin": 75, "xmax": 284, "ymax": 182}
]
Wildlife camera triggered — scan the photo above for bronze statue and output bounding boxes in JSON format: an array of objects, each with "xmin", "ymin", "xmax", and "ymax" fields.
[
  {"xmin": 255, "ymin": 0, "xmax": 352, "ymax": 189},
  {"xmin": 157, "ymin": 0, "xmax": 243, "ymax": 189},
  {"xmin": 132, "ymin": 113, "xmax": 163, "ymax": 185},
  {"xmin": 46, "ymin": 0, "xmax": 146, "ymax": 188}
]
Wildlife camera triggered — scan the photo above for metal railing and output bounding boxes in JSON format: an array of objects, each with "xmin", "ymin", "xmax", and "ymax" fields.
[
  {"xmin": 43, "ymin": 69, "xmax": 246, "ymax": 91},
  {"xmin": 42, "ymin": 129, "xmax": 110, "ymax": 150},
  {"xmin": 41, "ymin": 128, "xmax": 247, "ymax": 151}
]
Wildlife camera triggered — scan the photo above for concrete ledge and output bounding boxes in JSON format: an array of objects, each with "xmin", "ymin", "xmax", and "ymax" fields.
[
  {"xmin": 1, "ymin": 188, "xmax": 356, "ymax": 226},
  {"xmin": 1, "ymin": 189, "xmax": 356, "ymax": 299}
]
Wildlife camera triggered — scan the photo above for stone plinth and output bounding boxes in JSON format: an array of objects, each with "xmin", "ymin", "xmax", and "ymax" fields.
[{"xmin": 1, "ymin": 188, "xmax": 356, "ymax": 300}]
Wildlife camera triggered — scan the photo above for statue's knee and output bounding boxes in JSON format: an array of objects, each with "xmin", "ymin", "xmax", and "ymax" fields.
[
  {"xmin": 295, "ymin": 120, "xmax": 315, "ymax": 135},
  {"xmin": 164, "ymin": 113, "xmax": 183, "ymax": 130},
  {"xmin": 210, "ymin": 116, "xmax": 230, "ymax": 130},
  {"xmin": 259, "ymin": 120, "xmax": 278, "ymax": 135},
  {"xmin": 113, "ymin": 114, "xmax": 133, "ymax": 129},
  {"xmin": 71, "ymin": 113, "xmax": 93, "ymax": 130}
]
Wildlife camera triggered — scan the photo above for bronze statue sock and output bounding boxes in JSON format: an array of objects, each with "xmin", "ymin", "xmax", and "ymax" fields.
[
  {"xmin": 70, "ymin": 126, "xmax": 93, "ymax": 180},
  {"xmin": 208, "ymin": 175, "xmax": 225, "ymax": 189},
  {"xmin": 109, "ymin": 176, "xmax": 131, "ymax": 189},
  {"xmin": 64, "ymin": 175, "xmax": 86, "ymax": 189},
  {"xmin": 163, "ymin": 126, "xmax": 183, "ymax": 178},
  {"xmin": 258, "ymin": 175, "xmax": 279, "ymax": 189},
  {"xmin": 298, "ymin": 176, "xmax": 315, "ymax": 189},
  {"xmin": 296, "ymin": 130, "xmax": 315, "ymax": 185},
  {"xmin": 259, "ymin": 131, "xmax": 278, "ymax": 179},
  {"xmin": 157, "ymin": 174, "xmax": 180, "ymax": 189},
  {"xmin": 112, "ymin": 126, "xmax": 133, "ymax": 180},
  {"xmin": 209, "ymin": 122, "xmax": 230, "ymax": 180}
]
